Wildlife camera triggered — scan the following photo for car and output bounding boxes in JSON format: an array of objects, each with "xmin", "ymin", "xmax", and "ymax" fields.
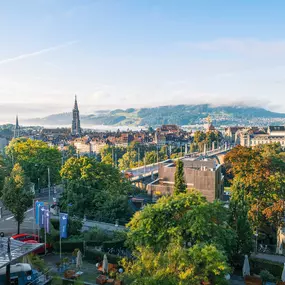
[
  {"xmin": 124, "ymin": 172, "xmax": 134, "ymax": 179},
  {"xmin": 11, "ymin": 233, "xmax": 52, "ymax": 254}
]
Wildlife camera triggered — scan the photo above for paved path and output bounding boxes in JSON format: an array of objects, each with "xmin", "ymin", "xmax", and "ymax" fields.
[{"xmin": 251, "ymin": 252, "xmax": 285, "ymax": 263}]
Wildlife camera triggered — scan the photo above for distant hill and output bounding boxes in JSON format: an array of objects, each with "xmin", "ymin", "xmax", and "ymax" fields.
[{"xmin": 24, "ymin": 104, "xmax": 285, "ymax": 127}]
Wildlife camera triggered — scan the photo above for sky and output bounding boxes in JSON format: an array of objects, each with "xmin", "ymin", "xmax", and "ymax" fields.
[{"xmin": 1, "ymin": 0, "xmax": 285, "ymax": 122}]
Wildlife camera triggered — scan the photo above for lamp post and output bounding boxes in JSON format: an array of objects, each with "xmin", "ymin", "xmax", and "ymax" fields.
[{"xmin": 48, "ymin": 167, "xmax": 51, "ymax": 206}]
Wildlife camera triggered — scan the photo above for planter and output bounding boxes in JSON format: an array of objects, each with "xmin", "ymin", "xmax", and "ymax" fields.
[{"xmin": 245, "ymin": 276, "xmax": 262, "ymax": 285}]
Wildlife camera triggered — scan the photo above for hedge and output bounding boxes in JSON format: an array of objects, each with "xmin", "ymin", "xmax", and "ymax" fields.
[
  {"xmin": 86, "ymin": 241, "xmax": 102, "ymax": 247},
  {"xmin": 53, "ymin": 241, "xmax": 84, "ymax": 253},
  {"xmin": 84, "ymin": 249, "xmax": 121, "ymax": 264},
  {"xmin": 250, "ymin": 257, "xmax": 283, "ymax": 278},
  {"xmin": 102, "ymin": 240, "xmax": 126, "ymax": 252}
]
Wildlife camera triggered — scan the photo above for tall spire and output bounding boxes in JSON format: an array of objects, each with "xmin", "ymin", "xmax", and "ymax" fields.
[
  {"xmin": 74, "ymin": 95, "xmax": 78, "ymax": 110},
  {"xmin": 71, "ymin": 95, "xmax": 81, "ymax": 136},
  {"xmin": 14, "ymin": 115, "xmax": 20, "ymax": 138}
]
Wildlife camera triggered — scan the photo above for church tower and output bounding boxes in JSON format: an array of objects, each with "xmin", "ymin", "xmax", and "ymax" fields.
[
  {"xmin": 71, "ymin": 95, "xmax": 81, "ymax": 136},
  {"xmin": 14, "ymin": 115, "xmax": 20, "ymax": 138}
]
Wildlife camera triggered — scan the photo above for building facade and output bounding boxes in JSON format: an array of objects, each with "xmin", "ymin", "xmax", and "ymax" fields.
[
  {"xmin": 147, "ymin": 159, "xmax": 224, "ymax": 202},
  {"xmin": 71, "ymin": 95, "xmax": 81, "ymax": 136}
]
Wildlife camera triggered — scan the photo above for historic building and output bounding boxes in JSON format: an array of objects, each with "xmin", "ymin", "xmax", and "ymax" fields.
[
  {"xmin": 14, "ymin": 115, "xmax": 20, "ymax": 138},
  {"xmin": 238, "ymin": 126, "xmax": 285, "ymax": 149},
  {"xmin": 71, "ymin": 95, "xmax": 81, "ymax": 136}
]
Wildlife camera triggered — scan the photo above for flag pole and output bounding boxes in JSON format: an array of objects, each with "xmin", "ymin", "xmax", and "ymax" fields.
[{"xmin": 44, "ymin": 224, "xmax": 47, "ymax": 255}]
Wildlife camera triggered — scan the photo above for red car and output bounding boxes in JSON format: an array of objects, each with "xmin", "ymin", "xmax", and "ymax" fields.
[{"xmin": 11, "ymin": 233, "xmax": 52, "ymax": 254}]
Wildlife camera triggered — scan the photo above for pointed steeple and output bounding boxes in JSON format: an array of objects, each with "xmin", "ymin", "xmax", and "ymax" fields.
[
  {"xmin": 14, "ymin": 115, "xmax": 20, "ymax": 138},
  {"xmin": 71, "ymin": 95, "xmax": 81, "ymax": 136},
  {"xmin": 73, "ymin": 95, "xmax": 78, "ymax": 110}
]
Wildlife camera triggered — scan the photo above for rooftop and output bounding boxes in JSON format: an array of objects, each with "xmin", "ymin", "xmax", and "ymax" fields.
[{"xmin": 0, "ymin": 237, "xmax": 44, "ymax": 269}]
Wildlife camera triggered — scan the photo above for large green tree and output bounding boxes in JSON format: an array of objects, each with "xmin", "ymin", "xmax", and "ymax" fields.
[
  {"xmin": 174, "ymin": 160, "xmax": 187, "ymax": 195},
  {"xmin": 6, "ymin": 138, "xmax": 62, "ymax": 188},
  {"xmin": 60, "ymin": 157, "xmax": 134, "ymax": 224},
  {"xmin": 118, "ymin": 150, "xmax": 137, "ymax": 170},
  {"xmin": 124, "ymin": 191, "xmax": 233, "ymax": 284},
  {"xmin": 127, "ymin": 191, "xmax": 236, "ymax": 256},
  {"xmin": 1, "ymin": 163, "xmax": 34, "ymax": 234}
]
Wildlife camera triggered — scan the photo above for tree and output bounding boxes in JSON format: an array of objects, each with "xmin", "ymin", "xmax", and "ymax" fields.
[
  {"xmin": 5, "ymin": 138, "xmax": 62, "ymax": 188},
  {"xmin": 0, "ymin": 154, "xmax": 10, "ymax": 196},
  {"xmin": 121, "ymin": 243, "xmax": 230, "ymax": 285},
  {"xmin": 1, "ymin": 163, "xmax": 34, "ymax": 234},
  {"xmin": 144, "ymin": 151, "xmax": 157, "ymax": 165},
  {"xmin": 174, "ymin": 160, "xmax": 186, "ymax": 195},
  {"xmin": 124, "ymin": 192, "xmax": 233, "ymax": 284},
  {"xmin": 127, "ymin": 191, "xmax": 236, "ymax": 256},
  {"xmin": 60, "ymin": 157, "xmax": 134, "ymax": 224},
  {"xmin": 118, "ymin": 150, "xmax": 137, "ymax": 170},
  {"xmin": 225, "ymin": 145, "xmax": 285, "ymax": 251}
]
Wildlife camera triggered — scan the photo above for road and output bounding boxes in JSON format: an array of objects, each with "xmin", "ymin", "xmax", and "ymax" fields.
[
  {"xmin": 128, "ymin": 146, "xmax": 233, "ymax": 178},
  {"xmin": 0, "ymin": 187, "xmax": 60, "ymax": 236}
]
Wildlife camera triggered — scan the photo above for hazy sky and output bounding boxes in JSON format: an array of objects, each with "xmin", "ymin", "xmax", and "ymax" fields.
[{"xmin": 1, "ymin": 0, "xmax": 285, "ymax": 122}]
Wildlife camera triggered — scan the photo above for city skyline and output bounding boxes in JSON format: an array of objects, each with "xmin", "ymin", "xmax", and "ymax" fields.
[{"xmin": 1, "ymin": 0, "xmax": 285, "ymax": 122}]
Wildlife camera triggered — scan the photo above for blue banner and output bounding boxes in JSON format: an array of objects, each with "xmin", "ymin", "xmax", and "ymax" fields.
[
  {"xmin": 35, "ymin": 201, "xmax": 44, "ymax": 225},
  {"xmin": 39, "ymin": 206, "xmax": 46, "ymax": 229},
  {"xmin": 60, "ymin": 213, "xmax": 68, "ymax": 239}
]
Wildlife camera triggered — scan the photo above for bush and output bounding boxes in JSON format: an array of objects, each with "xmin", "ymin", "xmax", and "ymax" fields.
[
  {"xmin": 250, "ymin": 257, "xmax": 283, "ymax": 278},
  {"xmin": 51, "ymin": 218, "xmax": 59, "ymax": 230},
  {"xmin": 84, "ymin": 249, "xmax": 121, "ymax": 264},
  {"xmin": 53, "ymin": 241, "xmax": 84, "ymax": 253},
  {"xmin": 83, "ymin": 227, "xmax": 110, "ymax": 242},
  {"xmin": 102, "ymin": 240, "xmax": 126, "ymax": 252},
  {"xmin": 86, "ymin": 241, "xmax": 102, "ymax": 247}
]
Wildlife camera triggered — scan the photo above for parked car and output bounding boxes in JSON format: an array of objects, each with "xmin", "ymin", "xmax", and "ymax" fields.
[{"xmin": 11, "ymin": 233, "xmax": 52, "ymax": 254}]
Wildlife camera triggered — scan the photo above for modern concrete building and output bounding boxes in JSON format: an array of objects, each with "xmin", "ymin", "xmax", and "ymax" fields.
[{"xmin": 147, "ymin": 158, "xmax": 224, "ymax": 202}]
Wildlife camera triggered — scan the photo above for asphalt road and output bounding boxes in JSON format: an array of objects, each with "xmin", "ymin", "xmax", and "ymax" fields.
[{"xmin": 0, "ymin": 188, "xmax": 60, "ymax": 236}]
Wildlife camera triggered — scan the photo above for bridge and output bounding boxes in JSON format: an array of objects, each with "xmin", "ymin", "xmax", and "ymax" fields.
[{"xmin": 128, "ymin": 145, "xmax": 234, "ymax": 185}]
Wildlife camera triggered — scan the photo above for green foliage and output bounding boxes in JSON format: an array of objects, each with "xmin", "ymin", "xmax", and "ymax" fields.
[
  {"xmin": 174, "ymin": 160, "xmax": 187, "ymax": 195},
  {"xmin": 25, "ymin": 253, "xmax": 47, "ymax": 272},
  {"xmin": 118, "ymin": 150, "xmax": 137, "ymax": 170},
  {"xmin": 85, "ymin": 248, "xmax": 121, "ymax": 264},
  {"xmin": 259, "ymin": 270, "xmax": 276, "ymax": 282},
  {"xmin": 250, "ymin": 258, "xmax": 283, "ymax": 279},
  {"xmin": 0, "ymin": 154, "xmax": 10, "ymax": 195},
  {"xmin": 53, "ymin": 241, "xmax": 84, "ymax": 252},
  {"xmin": 121, "ymin": 243, "xmax": 230, "ymax": 285},
  {"xmin": 229, "ymin": 182, "xmax": 253, "ymax": 257},
  {"xmin": 127, "ymin": 191, "xmax": 236, "ymax": 257},
  {"xmin": 102, "ymin": 240, "xmax": 126, "ymax": 252},
  {"xmin": 225, "ymin": 144, "xmax": 285, "ymax": 244},
  {"xmin": 1, "ymin": 163, "xmax": 34, "ymax": 233},
  {"xmin": 5, "ymin": 138, "xmax": 62, "ymax": 188},
  {"xmin": 60, "ymin": 157, "xmax": 133, "ymax": 224}
]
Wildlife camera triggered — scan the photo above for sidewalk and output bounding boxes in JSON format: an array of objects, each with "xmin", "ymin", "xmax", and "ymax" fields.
[{"xmin": 251, "ymin": 252, "xmax": 285, "ymax": 264}]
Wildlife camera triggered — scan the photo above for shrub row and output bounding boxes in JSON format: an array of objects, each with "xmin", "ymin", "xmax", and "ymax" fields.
[
  {"xmin": 84, "ymin": 248, "xmax": 121, "ymax": 264},
  {"xmin": 250, "ymin": 257, "xmax": 283, "ymax": 278},
  {"xmin": 52, "ymin": 239, "xmax": 125, "ymax": 253},
  {"xmin": 53, "ymin": 241, "xmax": 84, "ymax": 253},
  {"xmin": 102, "ymin": 240, "xmax": 126, "ymax": 251}
]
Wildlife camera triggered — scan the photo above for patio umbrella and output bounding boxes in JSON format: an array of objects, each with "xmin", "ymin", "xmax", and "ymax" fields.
[
  {"xmin": 103, "ymin": 254, "xmax": 108, "ymax": 274},
  {"xmin": 281, "ymin": 263, "xmax": 285, "ymax": 282},
  {"xmin": 76, "ymin": 250, "xmax": 83, "ymax": 270},
  {"xmin": 242, "ymin": 255, "xmax": 250, "ymax": 277}
]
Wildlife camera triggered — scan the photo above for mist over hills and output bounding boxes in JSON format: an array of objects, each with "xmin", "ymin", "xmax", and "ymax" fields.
[{"xmin": 23, "ymin": 104, "xmax": 285, "ymax": 128}]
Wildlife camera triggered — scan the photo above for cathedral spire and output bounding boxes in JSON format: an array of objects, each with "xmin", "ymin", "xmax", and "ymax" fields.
[
  {"xmin": 74, "ymin": 95, "xmax": 78, "ymax": 110},
  {"xmin": 71, "ymin": 95, "xmax": 81, "ymax": 136},
  {"xmin": 14, "ymin": 115, "xmax": 20, "ymax": 138}
]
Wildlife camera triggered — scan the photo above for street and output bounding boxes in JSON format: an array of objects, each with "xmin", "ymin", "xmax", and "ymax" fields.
[{"xmin": 0, "ymin": 187, "xmax": 60, "ymax": 236}]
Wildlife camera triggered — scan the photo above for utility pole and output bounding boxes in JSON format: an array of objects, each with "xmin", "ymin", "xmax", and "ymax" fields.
[
  {"xmin": 156, "ymin": 145, "xmax": 159, "ymax": 164},
  {"xmin": 48, "ymin": 167, "xmax": 51, "ymax": 206},
  {"xmin": 112, "ymin": 147, "xmax": 114, "ymax": 167},
  {"xmin": 138, "ymin": 147, "xmax": 140, "ymax": 166}
]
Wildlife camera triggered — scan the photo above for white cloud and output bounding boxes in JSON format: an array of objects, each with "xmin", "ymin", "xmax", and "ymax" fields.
[{"xmin": 0, "ymin": 41, "xmax": 78, "ymax": 66}]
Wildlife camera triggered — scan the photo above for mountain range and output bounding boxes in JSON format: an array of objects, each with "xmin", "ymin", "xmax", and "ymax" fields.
[{"xmin": 23, "ymin": 104, "xmax": 285, "ymax": 128}]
